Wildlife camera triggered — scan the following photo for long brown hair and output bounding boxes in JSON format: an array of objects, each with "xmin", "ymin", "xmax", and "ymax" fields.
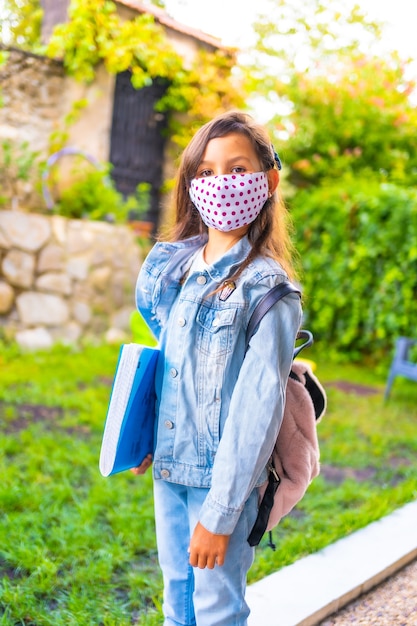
[{"xmin": 167, "ymin": 111, "xmax": 298, "ymax": 281}]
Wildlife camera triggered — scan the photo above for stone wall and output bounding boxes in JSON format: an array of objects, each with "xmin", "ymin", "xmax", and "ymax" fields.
[
  {"xmin": 0, "ymin": 49, "xmax": 65, "ymax": 154},
  {"xmin": 0, "ymin": 48, "xmax": 115, "ymax": 209},
  {"xmin": 0, "ymin": 210, "xmax": 143, "ymax": 350}
]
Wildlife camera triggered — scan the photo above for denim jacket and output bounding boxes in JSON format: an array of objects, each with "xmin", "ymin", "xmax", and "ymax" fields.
[{"xmin": 136, "ymin": 234, "xmax": 302, "ymax": 535}]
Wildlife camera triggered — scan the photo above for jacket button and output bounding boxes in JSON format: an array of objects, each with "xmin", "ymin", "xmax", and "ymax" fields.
[
  {"xmin": 161, "ymin": 469, "xmax": 170, "ymax": 478},
  {"xmin": 178, "ymin": 317, "xmax": 186, "ymax": 326},
  {"xmin": 197, "ymin": 275, "xmax": 207, "ymax": 285},
  {"xmin": 164, "ymin": 420, "xmax": 174, "ymax": 429},
  {"xmin": 169, "ymin": 368, "xmax": 178, "ymax": 378}
]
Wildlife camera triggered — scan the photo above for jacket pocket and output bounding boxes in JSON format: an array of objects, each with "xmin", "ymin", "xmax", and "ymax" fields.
[{"xmin": 196, "ymin": 305, "xmax": 237, "ymax": 360}]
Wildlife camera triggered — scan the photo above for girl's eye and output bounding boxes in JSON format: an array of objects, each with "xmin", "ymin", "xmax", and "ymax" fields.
[
  {"xmin": 196, "ymin": 165, "xmax": 248, "ymax": 177},
  {"xmin": 197, "ymin": 169, "xmax": 213, "ymax": 177}
]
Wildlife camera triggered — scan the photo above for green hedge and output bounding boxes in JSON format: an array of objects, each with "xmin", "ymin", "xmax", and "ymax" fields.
[{"xmin": 290, "ymin": 178, "xmax": 417, "ymax": 362}]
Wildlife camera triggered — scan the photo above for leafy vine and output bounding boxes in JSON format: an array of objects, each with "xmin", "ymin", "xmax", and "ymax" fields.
[{"xmin": 46, "ymin": 0, "xmax": 244, "ymax": 149}]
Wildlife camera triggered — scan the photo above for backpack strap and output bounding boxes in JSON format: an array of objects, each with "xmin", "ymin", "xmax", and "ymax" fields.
[
  {"xmin": 245, "ymin": 281, "xmax": 313, "ymax": 357},
  {"xmin": 245, "ymin": 281, "xmax": 301, "ymax": 347},
  {"xmin": 245, "ymin": 281, "xmax": 312, "ymax": 548}
]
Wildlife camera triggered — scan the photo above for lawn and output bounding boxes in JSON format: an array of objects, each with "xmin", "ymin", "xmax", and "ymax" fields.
[{"xmin": 1, "ymin": 329, "xmax": 416, "ymax": 625}]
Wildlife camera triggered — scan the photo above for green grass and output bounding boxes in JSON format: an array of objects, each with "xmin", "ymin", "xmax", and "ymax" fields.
[{"xmin": 0, "ymin": 331, "xmax": 416, "ymax": 625}]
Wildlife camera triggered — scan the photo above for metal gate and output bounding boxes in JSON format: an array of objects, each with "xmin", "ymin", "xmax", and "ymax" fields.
[{"xmin": 109, "ymin": 71, "xmax": 168, "ymax": 229}]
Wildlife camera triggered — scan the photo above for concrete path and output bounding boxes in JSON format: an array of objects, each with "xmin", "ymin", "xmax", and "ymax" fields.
[
  {"xmin": 246, "ymin": 499, "xmax": 417, "ymax": 626},
  {"xmin": 320, "ymin": 558, "xmax": 417, "ymax": 625}
]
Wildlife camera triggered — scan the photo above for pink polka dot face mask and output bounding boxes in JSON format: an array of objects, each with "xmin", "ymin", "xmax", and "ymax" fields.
[{"xmin": 189, "ymin": 171, "xmax": 269, "ymax": 232}]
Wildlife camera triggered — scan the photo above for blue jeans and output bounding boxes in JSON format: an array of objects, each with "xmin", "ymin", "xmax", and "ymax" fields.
[{"xmin": 153, "ymin": 480, "xmax": 259, "ymax": 626}]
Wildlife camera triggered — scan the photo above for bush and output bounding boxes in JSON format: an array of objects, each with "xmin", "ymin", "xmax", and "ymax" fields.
[
  {"xmin": 0, "ymin": 139, "xmax": 41, "ymax": 210},
  {"xmin": 290, "ymin": 178, "xmax": 417, "ymax": 362},
  {"xmin": 55, "ymin": 168, "xmax": 140, "ymax": 223}
]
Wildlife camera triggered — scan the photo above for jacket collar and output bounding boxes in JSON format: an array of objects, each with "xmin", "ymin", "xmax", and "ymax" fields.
[
  {"xmin": 201, "ymin": 236, "xmax": 252, "ymax": 283},
  {"xmin": 158, "ymin": 234, "xmax": 252, "ymax": 285}
]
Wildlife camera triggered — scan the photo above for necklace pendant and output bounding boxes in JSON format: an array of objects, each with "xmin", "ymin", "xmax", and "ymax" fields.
[{"xmin": 219, "ymin": 281, "xmax": 236, "ymax": 301}]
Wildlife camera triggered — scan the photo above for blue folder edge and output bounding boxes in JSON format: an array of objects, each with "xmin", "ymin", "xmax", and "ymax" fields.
[{"xmin": 100, "ymin": 345, "xmax": 159, "ymax": 476}]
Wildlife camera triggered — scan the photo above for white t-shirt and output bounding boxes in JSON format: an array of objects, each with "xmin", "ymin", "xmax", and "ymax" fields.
[{"xmin": 188, "ymin": 246, "xmax": 209, "ymax": 273}]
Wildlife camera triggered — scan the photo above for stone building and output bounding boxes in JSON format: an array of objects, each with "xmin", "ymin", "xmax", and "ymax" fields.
[
  {"xmin": 0, "ymin": 0, "xmax": 230, "ymax": 228},
  {"xmin": 0, "ymin": 3, "xmax": 234, "ymax": 349}
]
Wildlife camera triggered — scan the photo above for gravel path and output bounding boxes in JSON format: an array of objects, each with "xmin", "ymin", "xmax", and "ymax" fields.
[{"xmin": 319, "ymin": 559, "xmax": 417, "ymax": 625}]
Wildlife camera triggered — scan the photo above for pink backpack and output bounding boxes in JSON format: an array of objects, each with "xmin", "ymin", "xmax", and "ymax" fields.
[{"xmin": 246, "ymin": 282, "xmax": 327, "ymax": 548}]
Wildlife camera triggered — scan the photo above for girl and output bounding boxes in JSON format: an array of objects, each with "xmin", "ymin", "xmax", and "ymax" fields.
[{"xmin": 133, "ymin": 111, "xmax": 302, "ymax": 625}]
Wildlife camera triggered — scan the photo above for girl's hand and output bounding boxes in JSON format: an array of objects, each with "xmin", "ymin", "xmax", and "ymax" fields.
[
  {"xmin": 189, "ymin": 522, "xmax": 230, "ymax": 569},
  {"xmin": 130, "ymin": 454, "xmax": 153, "ymax": 475}
]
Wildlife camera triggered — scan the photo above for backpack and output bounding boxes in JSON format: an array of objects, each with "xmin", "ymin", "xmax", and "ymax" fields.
[{"xmin": 245, "ymin": 282, "xmax": 327, "ymax": 548}]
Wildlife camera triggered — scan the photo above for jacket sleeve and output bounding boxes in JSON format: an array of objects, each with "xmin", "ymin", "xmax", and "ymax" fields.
[
  {"xmin": 198, "ymin": 290, "xmax": 302, "ymax": 535},
  {"xmin": 135, "ymin": 246, "xmax": 164, "ymax": 341},
  {"xmin": 135, "ymin": 242, "xmax": 183, "ymax": 341},
  {"xmin": 135, "ymin": 240, "xmax": 201, "ymax": 341}
]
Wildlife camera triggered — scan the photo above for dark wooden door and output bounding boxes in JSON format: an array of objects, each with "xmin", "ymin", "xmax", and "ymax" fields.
[{"xmin": 110, "ymin": 71, "xmax": 168, "ymax": 229}]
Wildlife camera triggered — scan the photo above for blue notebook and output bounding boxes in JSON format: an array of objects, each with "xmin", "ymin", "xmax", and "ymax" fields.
[{"xmin": 99, "ymin": 343, "xmax": 159, "ymax": 477}]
